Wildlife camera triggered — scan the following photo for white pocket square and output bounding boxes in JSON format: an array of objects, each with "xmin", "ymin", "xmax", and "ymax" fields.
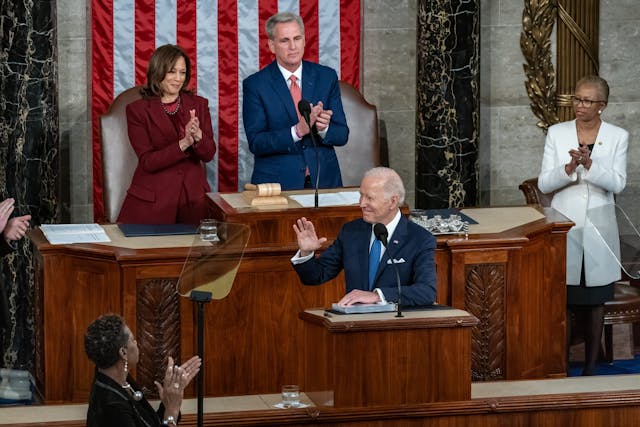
[{"xmin": 387, "ymin": 258, "xmax": 405, "ymax": 264}]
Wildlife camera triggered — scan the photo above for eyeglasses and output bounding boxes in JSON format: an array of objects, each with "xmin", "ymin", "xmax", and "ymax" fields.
[{"xmin": 571, "ymin": 96, "xmax": 604, "ymax": 107}]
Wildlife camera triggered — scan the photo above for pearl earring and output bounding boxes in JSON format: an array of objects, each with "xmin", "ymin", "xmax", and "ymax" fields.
[
  {"xmin": 598, "ymin": 110, "xmax": 602, "ymax": 114},
  {"xmin": 121, "ymin": 358, "xmax": 143, "ymax": 401}
]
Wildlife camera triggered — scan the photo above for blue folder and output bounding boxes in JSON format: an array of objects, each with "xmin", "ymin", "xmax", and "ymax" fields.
[{"xmin": 117, "ymin": 223, "xmax": 198, "ymax": 237}]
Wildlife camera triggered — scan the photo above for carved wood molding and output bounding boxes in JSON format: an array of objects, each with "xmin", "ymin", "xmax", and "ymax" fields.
[
  {"xmin": 520, "ymin": 0, "xmax": 560, "ymax": 132},
  {"xmin": 136, "ymin": 278, "xmax": 181, "ymax": 398},
  {"xmin": 465, "ymin": 263, "xmax": 505, "ymax": 381}
]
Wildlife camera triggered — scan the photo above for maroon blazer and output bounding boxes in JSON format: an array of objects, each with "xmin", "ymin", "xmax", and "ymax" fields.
[{"xmin": 117, "ymin": 92, "xmax": 216, "ymax": 224}]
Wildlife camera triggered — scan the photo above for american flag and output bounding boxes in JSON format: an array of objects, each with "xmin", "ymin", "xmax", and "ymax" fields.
[{"xmin": 91, "ymin": 0, "xmax": 361, "ymax": 220}]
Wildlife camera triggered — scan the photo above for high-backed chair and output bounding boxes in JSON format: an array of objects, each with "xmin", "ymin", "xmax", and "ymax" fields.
[
  {"xmin": 336, "ymin": 81, "xmax": 387, "ymax": 187},
  {"xmin": 519, "ymin": 177, "xmax": 640, "ymax": 362},
  {"xmin": 100, "ymin": 87, "xmax": 143, "ymax": 223}
]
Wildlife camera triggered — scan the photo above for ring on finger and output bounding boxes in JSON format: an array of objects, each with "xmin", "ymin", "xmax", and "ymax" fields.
[{"xmin": 174, "ymin": 383, "xmax": 180, "ymax": 389}]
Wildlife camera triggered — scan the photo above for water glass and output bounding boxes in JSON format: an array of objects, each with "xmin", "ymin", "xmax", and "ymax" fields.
[
  {"xmin": 281, "ymin": 384, "xmax": 300, "ymax": 407},
  {"xmin": 199, "ymin": 219, "xmax": 219, "ymax": 242}
]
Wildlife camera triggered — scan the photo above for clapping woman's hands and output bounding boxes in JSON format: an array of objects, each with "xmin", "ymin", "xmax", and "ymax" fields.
[
  {"xmin": 186, "ymin": 109, "xmax": 202, "ymax": 142},
  {"xmin": 155, "ymin": 356, "xmax": 202, "ymax": 419}
]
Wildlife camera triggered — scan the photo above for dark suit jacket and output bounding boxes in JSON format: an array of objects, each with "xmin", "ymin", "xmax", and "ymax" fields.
[
  {"xmin": 117, "ymin": 92, "xmax": 216, "ymax": 224},
  {"xmin": 293, "ymin": 215, "xmax": 437, "ymax": 306},
  {"xmin": 242, "ymin": 60, "xmax": 349, "ymax": 190},
  {"xmin": 87, "ymin": 370, "xmax": 169, "ymax": 427},
  {"xmin": 0, "ymin": 239, "xmax": 13, "ymax": 329}
]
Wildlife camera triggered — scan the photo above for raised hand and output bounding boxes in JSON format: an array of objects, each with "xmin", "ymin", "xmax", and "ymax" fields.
[{"xmin": 293, "ymin": 217, "xmax": 327, "ymax": 256}]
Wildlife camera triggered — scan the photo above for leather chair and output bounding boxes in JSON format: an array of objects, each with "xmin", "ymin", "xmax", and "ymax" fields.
[
  {"xmin": 100, "ymin": 86, "xmax": 143, "ymax": 223},
  {"xmin": 519, "ymin": 177, "xmax": 640, "ymax": 362},
  {"xmin": 336, "ymin": 81, "xmax": 388, "ymax": 187}
]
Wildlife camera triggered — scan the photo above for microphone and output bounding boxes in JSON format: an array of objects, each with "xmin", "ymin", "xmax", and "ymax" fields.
[
  {"xmin": 373, "ymin": 223, "xmax": 403, "ymax": 317},
  {"xmin": 297, "ymin": 99, "xmax": 320, "ymax": 208}
]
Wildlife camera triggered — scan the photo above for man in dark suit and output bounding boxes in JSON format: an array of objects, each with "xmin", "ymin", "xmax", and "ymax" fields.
[
  {"xmin": 292, "ymin": 168, "xmax": 437, "ymax": 306},
  {"xmin": 242, "ymin": 12, "xmax": 349, "ymax": 190},
  {"xmin": 0, "ymin": 198, "xmax": 31, "ymax": 330}
]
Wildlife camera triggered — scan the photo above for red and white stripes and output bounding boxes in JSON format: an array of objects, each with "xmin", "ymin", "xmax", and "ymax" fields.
[{"xmin": 91, "ymin": 0, "xmax": 360, "ymax": 220}]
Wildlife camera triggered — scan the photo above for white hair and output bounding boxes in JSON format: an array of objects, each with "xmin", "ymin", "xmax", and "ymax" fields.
[{"xmin": 363, "ymin": 167, "xmax": 405, "ymax": 205}]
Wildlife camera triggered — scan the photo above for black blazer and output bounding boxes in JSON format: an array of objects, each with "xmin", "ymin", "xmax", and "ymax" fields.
[{"xmin": 87, "ymin": 371, "xmax": 171, "ymax": 427}]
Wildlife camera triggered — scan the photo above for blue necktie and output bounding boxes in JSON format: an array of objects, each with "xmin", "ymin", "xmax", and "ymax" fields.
[{"xmin": 368, "ymin": 239, "xmax": 381, "ymax": 290}]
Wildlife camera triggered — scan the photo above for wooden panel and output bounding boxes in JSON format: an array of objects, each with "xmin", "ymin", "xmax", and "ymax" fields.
[
  {"xmin": 36, "ymin": 252, "xmax": 121, "ymax": 403},
  {"xmin": 30, "ymin": 203, "xmax": 572, "ymax": 402},
  {"xmin": 302, "ymin": 310, "xmax": 475, "ymax": 407}
]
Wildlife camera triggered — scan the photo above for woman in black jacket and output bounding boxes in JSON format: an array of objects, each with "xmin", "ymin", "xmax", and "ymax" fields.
[{"xmin": 84, "ymin": 314, "xmax": 201, "ymax": 426}]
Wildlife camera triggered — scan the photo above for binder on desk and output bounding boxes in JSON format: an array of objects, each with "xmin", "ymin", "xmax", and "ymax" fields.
[
  {"xmin": 330, "ymin": 302, "xmax": 396, "ymax": 314},
  {"xmin": 118, "ymin": 223, "xmax": 198, "ymax": 237}
]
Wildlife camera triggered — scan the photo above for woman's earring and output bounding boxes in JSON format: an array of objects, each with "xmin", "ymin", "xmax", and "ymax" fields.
[
  {"xmin": 123, "ymin": 359, "xmax": 128, "ymax": 375},
  {"xmin": 598, "ymin": 110, "xmax": 602, "ymax": 114}
]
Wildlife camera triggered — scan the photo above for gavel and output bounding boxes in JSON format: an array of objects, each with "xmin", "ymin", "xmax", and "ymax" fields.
[{"xmin": 244, "ymin": 183, "xmax": 282, "ymax": 197}]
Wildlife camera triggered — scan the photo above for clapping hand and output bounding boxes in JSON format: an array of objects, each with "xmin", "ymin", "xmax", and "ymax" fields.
[
  {"xmin": 186, "ymin": 109, "xmax": 202, "ymax": 142},
  {"xmin": 155, "ymin": 355, "xmax": 202, "ymax": 420},
  {"xmin": 0, "ymin": 198, "xmax": 30, "ymax": 242},
  {"xmin": 293, "ymin": 217, "xmax": 327, "ymax": 257},
  {"xmin": 0, "ymin": 199, "xmax": 15, "ymax": 234},
  {"xmin": 313, "ymin": 101, "xmax": 333, "ymax": 132}
]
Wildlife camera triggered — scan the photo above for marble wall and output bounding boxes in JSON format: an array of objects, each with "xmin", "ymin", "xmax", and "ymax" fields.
[{"xmin": 0, "ymin": 0, "xmax": 58, "ymax": 366}]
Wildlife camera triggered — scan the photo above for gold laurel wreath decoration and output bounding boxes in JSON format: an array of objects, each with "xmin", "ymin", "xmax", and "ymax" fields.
[{"xmin": 520, "ymin": 0, "xmax": 559, "ymax": 132}]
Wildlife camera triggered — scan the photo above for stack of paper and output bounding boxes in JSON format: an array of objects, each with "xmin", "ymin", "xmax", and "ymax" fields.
[{"xmin": 40, "ymin": 224, "xmax": 111, "ymax": 244}]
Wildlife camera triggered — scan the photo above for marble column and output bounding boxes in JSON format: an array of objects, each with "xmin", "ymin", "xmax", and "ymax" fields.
[
  {"xmin": 415, "ymin": 0, "xmax": 480, "ymax": 208},
  {"xmin": 0, "ymin": 0, "xmax": 58, "ymax": 368}
]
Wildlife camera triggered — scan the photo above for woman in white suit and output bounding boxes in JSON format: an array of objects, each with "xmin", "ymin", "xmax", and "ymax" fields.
[{"xmin": 538, "ymin": 75, "xmax": 628, "ymax": 376}]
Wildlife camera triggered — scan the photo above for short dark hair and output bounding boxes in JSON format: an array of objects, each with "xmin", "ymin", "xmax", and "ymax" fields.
[
  {"xmin": 84, "ymin": 314, "xmax": 129, "ymax": 369},
  {"xmin": 265, "ymin": 12, "xmax": 304, "ymax": 40},
  {"xmin": 142, "ymin": 44, "xmax": 192, "ymax": 98}
]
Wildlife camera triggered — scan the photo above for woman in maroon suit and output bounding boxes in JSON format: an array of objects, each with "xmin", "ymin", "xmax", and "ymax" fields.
[{"xmin": 118, "ymin": 44, "xmax": 216, "ymax": 224}]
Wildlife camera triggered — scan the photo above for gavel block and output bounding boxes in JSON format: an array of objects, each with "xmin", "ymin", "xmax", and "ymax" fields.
[{"xmin": 243, "ymin": 183, "xmax": 289, "ymax": 206}]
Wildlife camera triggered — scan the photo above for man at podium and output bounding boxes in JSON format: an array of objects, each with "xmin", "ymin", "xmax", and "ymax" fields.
[{"xmin": 291, "ymin": 167, "xmax": 437, "ymax": 306}]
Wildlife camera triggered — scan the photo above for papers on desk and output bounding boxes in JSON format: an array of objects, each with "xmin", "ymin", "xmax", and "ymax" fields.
[
  {"xmin": 40, "ymin": 224, "xmax": 111, "ymax": 244},
  {"xmin": 289, "ymin": 191, "xmax": 360, "ymax": 208}
]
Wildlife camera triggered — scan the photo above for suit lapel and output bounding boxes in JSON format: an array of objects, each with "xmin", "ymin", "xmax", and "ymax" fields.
[
  {"xmin": 301, "ymin": 61, "xmax": 317, "ymax": 103},
  {"xmin": 266, "ymin": 62, "xmax": 298, "ymax": 122},
  {"xmin": 146, "ymin": 98, "xmax": 180, "ymax": 138}
]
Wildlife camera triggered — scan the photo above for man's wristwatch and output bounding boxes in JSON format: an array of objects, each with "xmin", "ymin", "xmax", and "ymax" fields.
[{"xmin": 163, "ymin": 415, "xmax": 177, "ymax": 426}]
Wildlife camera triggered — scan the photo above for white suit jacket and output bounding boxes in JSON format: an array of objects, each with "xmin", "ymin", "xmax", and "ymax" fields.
[{"xmin": 538, "ymin": 120, "xmax": 628, "ymax": 287}]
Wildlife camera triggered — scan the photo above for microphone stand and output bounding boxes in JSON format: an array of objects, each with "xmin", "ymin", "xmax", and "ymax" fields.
[
  {"xmin": 308, "ymin": 126, "xmax": 320, "ymax": 208},
  {"xmin": 298, "ymin": 100, "xmax": 320, "ymax": 208},
  {"xmin": 384, "ymin": 245, "xmax": 403, "ymax": 318},
  {"xmin": 189, "ymin": 290, "xmax": 212, "ymax": 427}
]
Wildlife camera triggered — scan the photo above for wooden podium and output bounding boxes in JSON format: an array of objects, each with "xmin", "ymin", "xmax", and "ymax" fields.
[{"xmin": 300, "ymin": 308, "xmax": 478, "ymax": 407}]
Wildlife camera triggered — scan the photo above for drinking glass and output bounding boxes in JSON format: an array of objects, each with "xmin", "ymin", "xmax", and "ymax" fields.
[
  {"xmin": 199, "ymin": 219, "xmax": 219, "ymax": 242},
  {"xmin": 281, "ymin": 384, "xmax": 300, "ymax": 407}
]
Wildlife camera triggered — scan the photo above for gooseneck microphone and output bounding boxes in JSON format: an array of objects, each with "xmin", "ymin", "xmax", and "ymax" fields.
[
  {"xmin": 297, "ymin": 99, "xmax": 320, "ymax": 208},
  {"xmin": 373, "ymin": 223, "xmax": 403, "ymax": 317}
]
